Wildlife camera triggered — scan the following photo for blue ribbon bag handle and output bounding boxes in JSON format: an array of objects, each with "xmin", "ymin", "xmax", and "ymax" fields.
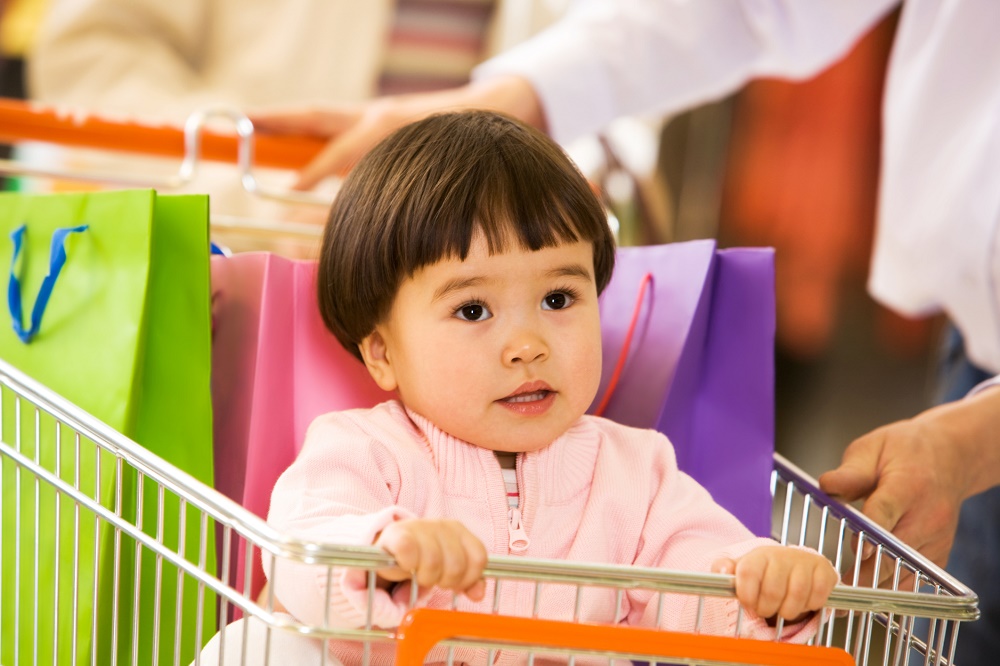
[{"xmin": 8, "ymin": 224, "xmax": 90, "ymax": 343}]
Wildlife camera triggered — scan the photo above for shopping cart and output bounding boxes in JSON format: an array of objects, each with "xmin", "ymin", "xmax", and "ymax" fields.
[
  {"xmin": 0, "ymin": 99, "xmax": 981, "ymax": 665},
  {"xmin": 0, "ymin": 357, "xmax": 979, "ymax": 666}
]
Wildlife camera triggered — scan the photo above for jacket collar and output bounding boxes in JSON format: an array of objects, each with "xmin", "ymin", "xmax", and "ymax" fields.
[{"xmin": 399, "ymin": 402, "xmax": 599, "ymax": 505}]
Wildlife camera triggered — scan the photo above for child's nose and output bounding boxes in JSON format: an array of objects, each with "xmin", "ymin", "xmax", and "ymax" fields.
[{"xmin": 502, "ymin": 330, "xmax": 549, "ymax": 366}]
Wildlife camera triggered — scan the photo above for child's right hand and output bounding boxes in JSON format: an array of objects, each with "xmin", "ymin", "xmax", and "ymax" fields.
[{"xmin": 374, "ymin": 518, "xmax": 488, "ymax": 601}]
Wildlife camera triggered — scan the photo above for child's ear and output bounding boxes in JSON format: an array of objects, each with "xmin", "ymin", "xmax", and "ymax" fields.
[{"xmin": 359, "ymin": 329, "xmax": 398, "ymax": 392}]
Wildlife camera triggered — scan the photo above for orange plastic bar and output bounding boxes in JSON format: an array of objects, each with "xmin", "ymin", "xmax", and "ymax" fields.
[
  {"xmin": 394, "ymin": 609, "xmax": 855, "ymax": 666},
  {"xmin": 0, "ymin": 98, "xmax": 325, "ymax": 170}
]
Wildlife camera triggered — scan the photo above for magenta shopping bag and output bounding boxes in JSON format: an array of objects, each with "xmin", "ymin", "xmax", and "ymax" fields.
[
  {"xmin": 211, "ymin": 253, "xmax": 392, "ymax": 603},
  {"xmin": 592, "ymin": 240, "xmax": 775, "ymax": 536}
]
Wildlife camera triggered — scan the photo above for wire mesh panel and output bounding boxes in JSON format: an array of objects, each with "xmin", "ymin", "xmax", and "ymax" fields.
[
  {"xmin": 0, "ymin": 366, "xmax": 217, "ymax": 665},
  {"xmin": 771, "ymin": 458, "xmax": 980, "ymax": 666},
  {"xmin": 0, "ymin": 359, "xmax": 979, "ymax": 665}
]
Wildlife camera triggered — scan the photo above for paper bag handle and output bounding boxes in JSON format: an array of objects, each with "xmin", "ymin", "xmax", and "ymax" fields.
[
  {"xmin": 593, "ymin": 272, "xmax": 653, "ymax": 416},
  {"xmin": 8, "ymin": 224, "xmax": 89, "ymax": 343}
]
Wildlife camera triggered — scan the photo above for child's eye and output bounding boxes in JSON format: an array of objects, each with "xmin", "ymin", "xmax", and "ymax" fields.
[
  {"xmin": 454, "ymin": 301, "xmax": 492, "ymax": 321},
  {"xmin": 541, "ymin": 290, "xmax": 576, "ymax": 311}
]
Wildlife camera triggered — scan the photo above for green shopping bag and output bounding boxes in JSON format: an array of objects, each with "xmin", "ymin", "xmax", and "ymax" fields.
[{"xmin": 0, "ymin": 189, "xmax": 216, "ymax": 664}]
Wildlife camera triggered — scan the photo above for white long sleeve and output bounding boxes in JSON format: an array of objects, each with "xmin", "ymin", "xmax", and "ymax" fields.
[{"xmin": 474, "ymin": 0, "xmax": 898, "ymax": 144}]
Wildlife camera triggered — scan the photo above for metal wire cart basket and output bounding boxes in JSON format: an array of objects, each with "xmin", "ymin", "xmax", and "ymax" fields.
[
  {"xmin": 0, "ymin": 357, "xmax": 979, "ymax": 666},
  {"xmin": 0, "ymin": 99, "xmax": 981, "ymax": 665}
]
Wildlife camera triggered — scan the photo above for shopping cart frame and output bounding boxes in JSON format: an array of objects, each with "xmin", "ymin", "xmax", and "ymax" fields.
[{"xmin": 0, "ymin": 355, "xmax": 979, "ymax": 666}]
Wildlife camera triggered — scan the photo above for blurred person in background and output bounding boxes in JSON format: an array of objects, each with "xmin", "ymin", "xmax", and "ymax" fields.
[
  {"xmin": 248, "ymin": 2, "xmax": 1000, "ymax": 662},
  {"xmin": 30, "ymin": 0, "xmax": 568, "ymax": 119},
  {"xmin": 23, "ymin": 0, "xmax": 576, "ymax": 252}
]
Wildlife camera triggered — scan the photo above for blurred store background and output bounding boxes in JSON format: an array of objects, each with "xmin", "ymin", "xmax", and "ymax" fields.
[{"xmin": 0, "ymin": 1, "xmax": 939, "ymax": 479}]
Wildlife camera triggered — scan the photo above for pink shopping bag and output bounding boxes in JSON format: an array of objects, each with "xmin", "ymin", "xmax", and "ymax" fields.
[{"xmin": 211, "ymin": 253, "xmax": 391, "ymax": 605}]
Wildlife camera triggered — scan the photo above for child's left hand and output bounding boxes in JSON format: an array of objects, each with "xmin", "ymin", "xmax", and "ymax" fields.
[{"xmin": 711, "ymin": 545, "xmax": 838, "ymax": 623}]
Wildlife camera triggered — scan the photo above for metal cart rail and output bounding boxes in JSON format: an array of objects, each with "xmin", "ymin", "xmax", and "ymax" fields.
[{"xmin": 0, "ymin": 357, "xmax": 979, "ymax": 665}]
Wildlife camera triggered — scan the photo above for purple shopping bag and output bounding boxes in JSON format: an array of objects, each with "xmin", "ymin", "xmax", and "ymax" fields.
[{"xmin": 592, "ymin": 240, "xmax": 775, "ymax": 536}]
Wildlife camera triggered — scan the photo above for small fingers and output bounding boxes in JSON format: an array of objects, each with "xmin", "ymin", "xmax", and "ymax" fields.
[
  {"xmin": 374, "ymin": 521, "xmax": 445, "ymax": 588},
  {"xmin": 808, "ymin": 562, "xmax": 840, "ymax": 612},
  {"xmin": 435, "ymin": 521, "xmax": 470, "ymax": 591},
  {"xmin": 752, "ymin": 559, "xmax": 788, "ymax": 620},
  {"xmin": 790, "ymin": 560, "xmax": 840, "ymax": 623},
  {"xmin": 410, "ymin": 529, "xmax": 445, "ymax": 589},
  {"xmin": 732, "ymin": 553, "xmax": 766, "ymax": 617},
  {"xmin": 464, "ymin": 578, "xmax": 487, "ymax": 602},
  {"xmin": 711, "ymin": 557, "xmax": 737, "ymax": 575},
  {"xmin": 373, "ymin": 519, "xmax": 488, "ymax": 597},
  {"xmin": 374, "ymin": 522, "xmax": 420, "ymax": 582},
  {"xmin": 776, "ymin": 563, "xmax": 814, "ymax": 621},
  {"xmin": 733, "ymin": 548, "xmax": 839, "ymax": 622},
  {"xmin": 458, "ymin": 529, "xmax": 489, "ymax": 600}
]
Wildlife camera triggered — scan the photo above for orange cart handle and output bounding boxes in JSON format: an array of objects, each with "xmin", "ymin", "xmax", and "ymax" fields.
[
  {"xmin": 394, "ymin": 609, "xmax": 855, "ymax": 666},
  {"xmin": 0, "ymin": 98, "xmax": 325, "ymax": 171}
]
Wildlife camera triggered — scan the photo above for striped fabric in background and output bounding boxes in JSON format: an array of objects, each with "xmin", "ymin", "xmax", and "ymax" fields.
[{"xmin": 377, "ymin": 0, "xmax": 498, "ymax": 95}]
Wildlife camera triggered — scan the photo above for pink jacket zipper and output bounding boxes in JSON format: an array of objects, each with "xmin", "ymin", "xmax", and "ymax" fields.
[{"xmin": 507, "ymin": 506, "xmax": 529, "ymax": 553}]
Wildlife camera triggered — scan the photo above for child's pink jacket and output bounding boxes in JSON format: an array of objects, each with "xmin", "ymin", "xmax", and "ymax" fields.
[{"xmin": 264, "ymin": 401, "xmax": 820, "ymax": 663}]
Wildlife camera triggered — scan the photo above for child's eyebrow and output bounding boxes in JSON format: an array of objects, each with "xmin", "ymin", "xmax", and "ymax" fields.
[
  {"xmin": 432, "ymin": 264, "xmax": 593, "ymax": 302},
  {"xmin": 548, "ymin": 264, "xmax": 594, "ymax": 282},
  {"xmin": 433, "ymin": 276, "xmax": 486, "ymax": 302}
]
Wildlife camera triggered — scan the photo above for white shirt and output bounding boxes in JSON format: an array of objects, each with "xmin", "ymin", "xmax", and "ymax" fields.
[{"xmin": 475, "ymin": 0, "xmax": 1000, "ymax": 378}]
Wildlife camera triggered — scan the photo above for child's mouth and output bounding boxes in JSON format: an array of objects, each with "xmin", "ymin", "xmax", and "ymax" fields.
[
  {"xmin": 497, "ymin": 382, "xmax": 556, "ymax": 415},
  {"xmin": 502, "ymin": 390, "xmax": 551, "ymax": 404}
]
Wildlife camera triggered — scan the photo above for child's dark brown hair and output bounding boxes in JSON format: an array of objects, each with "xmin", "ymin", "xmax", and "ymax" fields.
[{"xmin": 318, "ymin": 110, "xmax": 616, "ymax": 361}]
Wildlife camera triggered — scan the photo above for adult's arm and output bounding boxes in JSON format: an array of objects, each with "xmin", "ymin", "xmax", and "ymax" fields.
[
  {"xmin": 252, "ymin": 0, "xmax": 900, "ymax": 188},
  {"xmin": 475, "ymin": 0, "xmax": 901, "ymax": 145}
]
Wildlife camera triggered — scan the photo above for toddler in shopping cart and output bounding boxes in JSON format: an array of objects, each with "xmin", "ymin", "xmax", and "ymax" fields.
[{"xmin": 198, "ymin": 110, "xmax": 837, "ymax": 664}]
